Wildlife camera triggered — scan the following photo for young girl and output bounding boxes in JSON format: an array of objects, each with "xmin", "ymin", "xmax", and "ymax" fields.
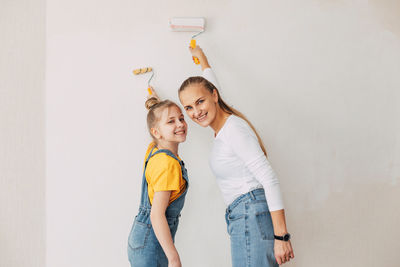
[
  {"xmin": 178, "ymin": 47, "xmax": 294, "ymax": 266},
  {"xmin": 128, "ymin": 91, "xmax": 188, "ymax": 267}
]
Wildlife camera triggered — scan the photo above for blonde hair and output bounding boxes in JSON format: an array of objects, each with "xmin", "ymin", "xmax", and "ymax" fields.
[
  {"xmin": 145, "ymin": 97, "xmax": 180, "ymax": 142},
  {"xmin": 179, "ymin": 77, "xmax": 268, "ymax": 157}
]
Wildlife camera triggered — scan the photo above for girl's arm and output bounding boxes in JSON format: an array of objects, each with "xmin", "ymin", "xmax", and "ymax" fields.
[{"xmin": 151, "ymin": 191, "xmax": 181, "ymax": 267}]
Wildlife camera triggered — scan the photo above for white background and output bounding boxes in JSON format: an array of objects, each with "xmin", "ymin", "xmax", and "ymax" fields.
[
  {"xmin": 1, "ymin": 1, "xmax": 45, "ymax": 267},
  {"xmin": 43, "ymin": 0, "xmax": 399, "ymax": 267}
]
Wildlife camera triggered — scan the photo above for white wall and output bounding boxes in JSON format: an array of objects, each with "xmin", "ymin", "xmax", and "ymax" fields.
[
  {"xmin": 46, "ymin": 1, "xmax": 400, "ymax": 267},
  {"xmin": 0, "ymin": 1, "xmax": 45, "ymax": 267}
]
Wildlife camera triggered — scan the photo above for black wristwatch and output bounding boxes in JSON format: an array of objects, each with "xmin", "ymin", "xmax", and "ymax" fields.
[{"xmin": 274, "ymin": 233, "xmax": 291, "ymax": 241}]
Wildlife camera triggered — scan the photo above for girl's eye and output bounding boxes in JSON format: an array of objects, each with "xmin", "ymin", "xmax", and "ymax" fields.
[
  {"xmin": 185, "ymin": 107, "xmax": 192, "ymax": 111},
  {"xmin": 179, "ymin": 118, "xmax": 185, "ymax": 122},
  {"xmin": 168, "ymin": 120, "xmax": 174, "ymax": 124},
  {"xmin": 198, "ymin": 99, "xmax": 204, "ymax": 104}
]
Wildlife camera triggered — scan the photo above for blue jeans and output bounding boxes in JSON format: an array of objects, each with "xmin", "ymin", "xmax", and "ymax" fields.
[
  {"xmin": 225, "ymin": 188, "xmax": 278, "ymax": 267},
  {"xmin": 128, "ymin": 213, "xmax": 181, "ymax": 267}
]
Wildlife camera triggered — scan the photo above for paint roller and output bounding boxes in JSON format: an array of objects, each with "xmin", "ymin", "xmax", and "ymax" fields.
[
  {"xmin": 169, "ymin": 17, "xmax": 205, "ymax": 65},
  {"xmin": 132, "ymin": 67, "xmax": 154, "ymax": 95}
]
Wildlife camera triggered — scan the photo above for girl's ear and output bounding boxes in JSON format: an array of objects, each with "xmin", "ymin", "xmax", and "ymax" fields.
[
  {"xmin": 212, "ymin": 89, "xmax": 219, "ymax": 103},
  {"xmin": 151, "ymin": 127, "xmax": 162, "ymax": 139}
]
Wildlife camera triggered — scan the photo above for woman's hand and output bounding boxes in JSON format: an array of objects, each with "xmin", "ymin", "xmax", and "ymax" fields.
[
  {"xmin": 188, "ymin": 45, "xmax": 210, "ymax": 70},
  {"xmin": 274, "ymin": 240, "xmax": 294, "ymax": 265},
  {"xmin": 189, "ymin": 45, "xmax": 205, "ymax": 60},
  {"xmin": 168, "ymin": 256, "xmax": 182, "ymax": 267}
]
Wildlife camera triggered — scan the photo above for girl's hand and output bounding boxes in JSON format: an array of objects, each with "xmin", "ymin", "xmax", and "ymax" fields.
[
  {"xmin": 189, "ymin": 45, "xmax": 205, "ymax": 60},
  {"xmin": 147, "ymin": 86, "xmax": 160, "ymax": 101},
  {"xmin": 274, "ymin": 240, "xmax": 294, "ymax": 265}
]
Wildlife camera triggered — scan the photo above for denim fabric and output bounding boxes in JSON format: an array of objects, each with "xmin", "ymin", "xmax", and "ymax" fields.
[
  {"xmin": 225, "ymin": 188, "xmax": 278, "ymax": 267},
  {"xmin": 128, "ymin": 147, "xmax": 188, "ymax": 267}
]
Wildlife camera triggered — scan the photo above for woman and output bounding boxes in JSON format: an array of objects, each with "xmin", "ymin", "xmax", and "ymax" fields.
[
  {"xmin": 178, "ymin": 46, "xmax": 294, "ymax": 266},
  {"xmin": 127, "ymin": 91, "xmax": 188, "ymax": 267}
]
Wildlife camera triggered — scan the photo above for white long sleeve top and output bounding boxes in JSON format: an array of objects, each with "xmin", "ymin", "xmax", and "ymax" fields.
[{"xmin": 203, "ymin": 68, "xmax": 284, "ymax": 211}]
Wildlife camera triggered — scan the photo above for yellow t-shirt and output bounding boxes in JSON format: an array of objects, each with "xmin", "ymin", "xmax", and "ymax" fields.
[{"xmin": 144, "ymin": 142, "xmax": 186, "ymax": 205}]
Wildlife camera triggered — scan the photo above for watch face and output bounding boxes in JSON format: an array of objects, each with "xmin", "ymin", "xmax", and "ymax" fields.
[{"xmin": 283, "ymin": 233, "xmax": 291, "ymax": 241}]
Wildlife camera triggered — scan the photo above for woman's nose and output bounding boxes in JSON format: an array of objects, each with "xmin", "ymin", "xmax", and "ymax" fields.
[{"xmin": 192, "ymin": 107, "xmax": 201, "ymax": 117}]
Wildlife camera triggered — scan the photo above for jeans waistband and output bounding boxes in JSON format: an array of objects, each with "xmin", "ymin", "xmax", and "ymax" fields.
[{"xmin": 226, "ymin": 188, "xmax": 265, "ymax": 213}]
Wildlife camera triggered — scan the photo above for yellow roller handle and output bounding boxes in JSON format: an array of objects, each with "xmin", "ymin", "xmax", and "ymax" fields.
[
  {"xmin": 133, "ymin": 67, "xmax": 153, "ymax": 75},
  {"xmin": 147, "ymin": 87, "xmax": 153, "ymax": 95},
  {"xmin": 190, "ymin": 39, "xmax": 200, "ymax": 65}
]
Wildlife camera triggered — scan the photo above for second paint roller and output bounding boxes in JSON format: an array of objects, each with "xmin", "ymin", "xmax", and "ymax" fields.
[
  {"xmin": 169, "ymin": 17, "xmax": 205, "ymax": 64},
  {"xmin": 132, "ymin": 67, "xmax": 154, "ymax": 95}
]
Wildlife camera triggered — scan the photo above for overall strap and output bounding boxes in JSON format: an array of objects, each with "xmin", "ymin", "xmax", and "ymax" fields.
[
  {"xmin": 150, "ymin": 149, "xmax": 180, "ymax": 162},
  {"xmin": 139, "ymin": 146, "xmax": 157, "ymax": 208}
]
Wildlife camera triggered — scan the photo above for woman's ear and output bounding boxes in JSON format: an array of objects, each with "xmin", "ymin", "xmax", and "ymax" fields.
[
  {"xmin": 212, "ymin": 89, "xmax": 219, "ymax": 103},
  {"xmin": 151, "ymin": 127, "xmax": 162, "ymax": 139}
]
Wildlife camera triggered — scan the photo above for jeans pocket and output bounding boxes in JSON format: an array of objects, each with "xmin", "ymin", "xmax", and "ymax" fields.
[
  {"xmin": 226, "ymin": 212, "xmax": 245, "ymax": 236},
  {"xmin": 227, "ymin": 212, "xmax": 245, "ymax": 222},
  {"xmin": 128, "ymin": 220, "xmax": 151, "ymax": 250},
  {"xmin": 255, "ymin": 211, "xmax": 274, "ymax": 240}
]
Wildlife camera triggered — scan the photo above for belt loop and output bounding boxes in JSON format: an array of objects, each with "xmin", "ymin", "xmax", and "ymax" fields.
[{"xmin": 249, "ymin": 190, "xmax": 255, "ymax": 200}]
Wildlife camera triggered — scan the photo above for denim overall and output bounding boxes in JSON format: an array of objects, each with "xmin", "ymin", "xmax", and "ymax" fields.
[
  {"xmin": 128, "ymin": 147, "xmax": 189, "ymax": 267},
  {"xmin": 225, "ymin": 188, "xmax": 278, "ymax": 267}
]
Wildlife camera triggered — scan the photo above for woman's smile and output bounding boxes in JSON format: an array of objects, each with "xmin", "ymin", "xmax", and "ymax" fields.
[{"xmin": 196, "ymin": 112, "xmax": 208, "ymax": 122}]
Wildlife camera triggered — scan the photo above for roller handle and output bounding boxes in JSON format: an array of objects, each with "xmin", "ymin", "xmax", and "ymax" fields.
[{"xmin": 190, "ymin": 39, "xmax": 200, "ymax": 65}]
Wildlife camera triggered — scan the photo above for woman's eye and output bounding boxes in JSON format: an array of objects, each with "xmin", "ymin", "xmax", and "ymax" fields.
[
  {"xmin": 168, "ymin": 120, "xmax": 174, "ymax": 124},
  {"xmin": 179, "ymin": 118, "xmax": 185, "ymax": 122},
  {"xmin": 185, "ymin": 107, "xmax": 192, "ymax": 111},
  {"xmin": 198, "ymin": 99, "xmax": 204, "ymax": 104}
]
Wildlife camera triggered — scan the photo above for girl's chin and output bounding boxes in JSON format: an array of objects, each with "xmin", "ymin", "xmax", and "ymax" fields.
[{"xmin": 175, "ymin": 135, "xmax": 187, "ymax": 142}]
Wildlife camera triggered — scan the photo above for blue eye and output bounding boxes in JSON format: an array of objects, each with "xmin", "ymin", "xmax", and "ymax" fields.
[
  {"xmin": 198, "ymin": 99, "xmax": 204, "ymax": 104},
  {"xmin": 185, "ymin": 107, "xmax": 192, "ymax": 111}
]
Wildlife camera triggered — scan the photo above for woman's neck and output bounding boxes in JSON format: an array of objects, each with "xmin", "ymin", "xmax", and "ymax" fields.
[
  {"xmin": 210, "ymin": 107, "xmax": 231, "ymax": 136},
  {"xmin": 155, "ymin": 141, "xmax": 179, "ymax": 157}
]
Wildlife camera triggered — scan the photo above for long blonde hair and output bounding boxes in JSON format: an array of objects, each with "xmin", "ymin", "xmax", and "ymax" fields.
[{"xmin": 179, "ymin": 77, "xmax": 268, "ymax": 157}]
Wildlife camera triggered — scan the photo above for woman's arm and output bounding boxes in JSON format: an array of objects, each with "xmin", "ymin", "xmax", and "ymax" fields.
[
  {"xmin": 151, "ymin": 191, "xmax": 181, "ymax": 267},
  {"xmin": 226, "ymin": 109, "xmax": 295, "ymax": 265},
  {"xmin": 270, "ymin": 210, "xmax": 295, "ymax": 264},
  {"xmin": 189, "ymin": 45, "xmax": 210, "ymax": 71},
  {"xmin": 189, "ymin": 46, "xmax": 221, "ymax": 89}
]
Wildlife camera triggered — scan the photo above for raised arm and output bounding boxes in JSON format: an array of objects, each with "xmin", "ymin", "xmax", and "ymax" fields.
[{"xmin": 189, "ymin": 46, "xmax": 221, "ymax": 89}]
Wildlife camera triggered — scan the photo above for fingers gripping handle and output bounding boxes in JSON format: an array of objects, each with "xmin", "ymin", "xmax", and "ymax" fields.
[{"xmin": 190, "ymin": 39, "xmax": 200, "ymax": 65}]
